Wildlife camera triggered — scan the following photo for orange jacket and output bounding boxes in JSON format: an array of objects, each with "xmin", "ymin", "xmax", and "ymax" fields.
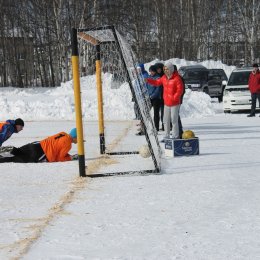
[{"xmin": 40, "ymin": 132, "xmax": 72, "ymax": 162}]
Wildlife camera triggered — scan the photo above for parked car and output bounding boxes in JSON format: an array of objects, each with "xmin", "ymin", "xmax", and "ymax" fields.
[
  {"xmin": 208, "ymin": 69, "xmax": 228, "ymax": 102},
  {"xmin": 179, "ymin": 65, "xmax": 228, "ymax": 102},
  {"xmin": 223, "ymin": 67, "xmax": 254, "ymax": 113}
]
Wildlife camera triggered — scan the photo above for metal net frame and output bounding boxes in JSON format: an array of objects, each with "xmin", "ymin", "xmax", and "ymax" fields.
[{"xmin": 77, "ymin": 25, "xmax": 161, "ymax": 176}]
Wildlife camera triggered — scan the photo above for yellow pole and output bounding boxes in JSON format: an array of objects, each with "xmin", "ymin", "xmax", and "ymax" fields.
[
  {"xmin": 96, "ymin": 44, "xmax": 106, "ymax": 154},
  {"xmin": 71, "ymin": 28, "xmax": 86, "ymax": 177}
]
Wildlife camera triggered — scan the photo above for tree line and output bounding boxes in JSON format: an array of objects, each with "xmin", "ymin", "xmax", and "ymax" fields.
[{"xmin": 0, "ymin": 0, "xmax": 259, "ymax": 87}]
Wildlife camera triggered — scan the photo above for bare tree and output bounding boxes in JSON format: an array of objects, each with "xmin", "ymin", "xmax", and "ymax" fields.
[
  {"xmin": 0, "ymin": 0, "xmax": 259, "ymax": 87},
  {"xmin": 234, "ymin": 0, "xmax": 260, "ymax": 63}
]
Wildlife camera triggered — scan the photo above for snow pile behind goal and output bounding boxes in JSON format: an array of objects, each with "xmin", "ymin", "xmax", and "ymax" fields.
[
  {"xmin": 1, "ymin": 73, "xmax": 219, "ymax": 121},
  {"xmin": 0, "ymin": 58, "xmax": 235, "ymax": 121}
]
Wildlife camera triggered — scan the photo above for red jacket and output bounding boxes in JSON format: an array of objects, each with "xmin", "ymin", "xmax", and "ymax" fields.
[
  {"xmin": 40, "ymin": 132, "xmax": 72, "ymax": 162},
  {"xmin": 147, "ymin": 72, "xmax": 184, "ymax": 106},
  {"xmin": 248, "ymin": 71, "xmax": 260, "ymax": 94}
]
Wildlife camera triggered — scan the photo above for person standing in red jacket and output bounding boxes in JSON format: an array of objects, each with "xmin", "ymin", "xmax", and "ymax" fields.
[
  {"xmin": 146, "ymin": 61, "xmax": 184, "ymax": 141},
  {"xmin": 248, "ymin": 63, "xmax": 260, "ymax": 117}
]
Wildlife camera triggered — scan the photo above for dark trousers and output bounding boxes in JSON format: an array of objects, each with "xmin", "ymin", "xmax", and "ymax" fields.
[
  {"xmin": 160, "ymin": 102, "xmax": 164, "ymax": 128},
  {"xmin": 0, "ymin": 142, "xmax": 46, "ymax": 163},
  {"xmin": 151, "ymin": 98, "xmax": 162, "ymax": 131},
  {"xmin": 250, "ymin": 93, "xmax": 260, "ymax": 115},
  {"xmin": 178, "ymin": 115, "xmax": 183, "ymax": 138}
]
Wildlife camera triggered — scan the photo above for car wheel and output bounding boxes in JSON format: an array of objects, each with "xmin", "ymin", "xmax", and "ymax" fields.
[
  {"xmin": 203, "ymin": 87, "xmax": 209, "ymax": 94},
  {"xmin": 218, "ymin": 96, "xmax": 223, "ymax": 103}
]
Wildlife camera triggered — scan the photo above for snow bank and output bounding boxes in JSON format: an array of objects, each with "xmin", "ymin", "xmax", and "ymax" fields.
[
  {"xmin": 0, "ymin": 74, "xmax": 133, "ymax": 121},
  {"xmin": 0, "ymin": 58, "xmax": 235, "ymax": 121}
]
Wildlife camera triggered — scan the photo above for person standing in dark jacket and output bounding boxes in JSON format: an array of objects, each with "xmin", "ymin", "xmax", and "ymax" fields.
[
  {"xmin": 154, "ymin": 62, "xmax": 165, "ymax": 131},
  {"xmin": 147, "ymin": 65, "xmax": 162, "ymax": 131},
  {"xmin": 0, "ymin": 118, "xmax": 24, "ymax": 147},
  {"xmin": 247, "ymin": 63, "xmax": 260, "ymax": 117}
]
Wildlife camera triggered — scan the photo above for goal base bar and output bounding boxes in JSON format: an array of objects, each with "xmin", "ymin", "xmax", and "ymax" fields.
[
  {"xmin": 106, "ymin": 151, "xmax": 139, "ymax": 155},
  {"xmin": 86, "ymin": 169, "xmax": 160, "ymax": 178}
]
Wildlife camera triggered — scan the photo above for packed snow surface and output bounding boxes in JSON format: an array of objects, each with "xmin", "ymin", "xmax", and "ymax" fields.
[{"xmin": 2, "ymin": 59, "xmax": 259, "ymax": 260}]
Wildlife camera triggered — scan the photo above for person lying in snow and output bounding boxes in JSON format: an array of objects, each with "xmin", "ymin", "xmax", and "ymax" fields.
[
  {"xmin": 0, "ymin": 128, "xmax": 78, "ymax": 163},
  {"xmin": 0, "ymin": 118, "xmax": 24, "ymax": 147}
]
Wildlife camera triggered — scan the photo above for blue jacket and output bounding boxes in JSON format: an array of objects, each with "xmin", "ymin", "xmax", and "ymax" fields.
[
  {"xmin": 0, "ymin": 120, "xmax": 17, "ymax": 146},
  {"xmin": 138, "ymin": 63, "xmax": 149, "ymax": 79},
  {"xmin": 147, "ymin": 74, "xmax": 162, "ymax": 100}
]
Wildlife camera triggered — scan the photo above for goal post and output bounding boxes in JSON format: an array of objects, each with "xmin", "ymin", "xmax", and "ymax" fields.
[
  {"xmin": 71, "ymin": 28, "xmax": 86, "ymax": 177},
  {"xmin": 73, "ymin": 25, "xmax": 162, "ymax": 177},
  {"xmin": 95, "ymin": 44, "xmax": 106, "ymax": 154}
]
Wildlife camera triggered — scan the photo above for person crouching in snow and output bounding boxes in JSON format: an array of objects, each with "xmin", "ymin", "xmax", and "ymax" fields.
[
  {"xmin": 0, "ymin": 128, "xmax": 78, "ymax": 163},
  {"xmin": 0, "ymin": 118, "xmax": 24, "ymax": 147}
]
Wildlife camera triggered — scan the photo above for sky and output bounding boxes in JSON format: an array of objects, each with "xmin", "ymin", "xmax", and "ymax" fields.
[{"xmin": 1, "ymin": 59, "xmax": 260, "ymax": 260}]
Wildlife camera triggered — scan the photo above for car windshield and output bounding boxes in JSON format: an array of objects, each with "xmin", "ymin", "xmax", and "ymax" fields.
[
  {"xmin": 209, "ymin": 70, "xmax": 228, "ymax": 80},
  {"xmin": 182, "ymin": 70, "xmax": 208, "ymax": 81},
  {"xmin": 228, "ymin": 71, "xmax": 251, "ymax": 86}
]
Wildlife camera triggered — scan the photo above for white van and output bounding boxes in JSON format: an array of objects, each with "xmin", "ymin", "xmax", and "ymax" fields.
[{"xmin": 223, "ymin": 67, "xmax": 254, "ymax": 113}]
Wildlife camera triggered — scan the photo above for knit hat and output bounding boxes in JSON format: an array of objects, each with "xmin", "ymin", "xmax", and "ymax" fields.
[
  {"xmin": 69, "ymin": 128, "xmax": 77, "ymax": 139},
  {"xmin": 164, "ymin": 62, "xmax": 175, "ymax": 74},
  {"xmin": 154, "ymin": 63, "xmax": 164, "ymax": 70},
  {"xmin": 138, "ymin": 63, "xmax": 146, "ymax": 73},
  {"xmin": 15, "ymin": 118, "xmax": 24, "ymax": 126},
  {"xmin": 253, "ymin": 63, "xmax": 259, "ymax": 68},
  {"xmin": 154, "ymin": 62, "xmax": 164, "ymax": 76},
  {"xmin": 149, "ymin": 65, "xmax": 157, "ymax": 73}
]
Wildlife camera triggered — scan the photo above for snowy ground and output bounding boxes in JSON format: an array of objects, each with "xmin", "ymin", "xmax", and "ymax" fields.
[
  {"xmin": 1, "ymin": 110, "xmax": 260, "ymax": 259},
  {"xmin": 1, "ymin": 59, "xmax": 260, "ymax": 259}
]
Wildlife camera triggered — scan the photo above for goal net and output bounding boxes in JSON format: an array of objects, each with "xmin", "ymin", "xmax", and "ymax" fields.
[{"xmin": 76, "ymin": 25, "xmax": 161, "ymax": 176}]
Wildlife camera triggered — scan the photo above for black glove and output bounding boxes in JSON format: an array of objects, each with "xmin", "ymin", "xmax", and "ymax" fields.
[{"xmin": 71, "ymin": 154, "xmax": 79, "ymax": 160}]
